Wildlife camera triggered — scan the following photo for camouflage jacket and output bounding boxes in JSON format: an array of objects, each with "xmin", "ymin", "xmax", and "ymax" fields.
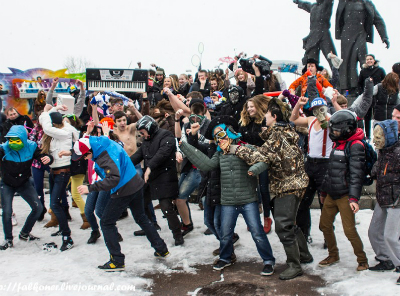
[{"xmin": 235, "ymin": 122, "xmax": 309, "ymax": 198}]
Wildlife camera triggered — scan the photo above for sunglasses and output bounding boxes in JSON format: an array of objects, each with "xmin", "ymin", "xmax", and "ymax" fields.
[
  {"xmin": 214, "ymin": 130, "xmax": 227, "ymax": 142},
  {"xmin": 63, "ymin": 114, "xmax": 76, "ymax": 121}
]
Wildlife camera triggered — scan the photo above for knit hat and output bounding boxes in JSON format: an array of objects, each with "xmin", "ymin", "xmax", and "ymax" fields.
[
  {"xmin": 394, "ymin": 104, "xmax": 400, "ymax": 112},
  {"xmin": 72, "ymin": 137, "xmax": 91, "ymax": 161},
  {"xmin": 49, "ymin": 112, "xmax": 63, "ymax": 125},
  {"xmin": 156, "ymin": 68, "xmax": 165, "ymax": 75},
  {"xmin": 211, "ymin": 91, "xmax": 223, "ymax": 99}
]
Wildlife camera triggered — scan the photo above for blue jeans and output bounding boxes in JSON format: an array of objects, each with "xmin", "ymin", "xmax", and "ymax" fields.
[
  {"xmin": 32, "ymin": 165, "xmax": 50, "ymax": 205},
  {"xmin": 100, "ymin": 188, "xmax": 168, "ymax": 264},
  {"xmin": 220, "ymin": 202, "xmax": 275, "ymax": 265},
  {"xmin": 1, "ymin": 180, "xmax": 43, "ymax": 240},
  {"xmin": 49, "ymin": 172, "xmax": 71, "ymax": 236},
  {"xmin": 203, "ymin": 196, "xmax": 221, "ymax": 240},
  {"xmin": 85, "ymin": 190, "xmax": 111, "ymax": 231},
  {"xmin": 258, "ymin": 170, "xmax": 271, "ymax": 218},
  {"xmin": 178, "ymin": 168, "xmax": 201, "ymax": 200}
]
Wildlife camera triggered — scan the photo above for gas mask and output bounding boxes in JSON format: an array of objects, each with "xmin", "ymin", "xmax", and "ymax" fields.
[
  {"xmin": 229, "ymin": 90, "xmax": 240, "ymax": 105},
  {"xmin": 373, "ymin": 125, "xmax": 385, "ymax": 150},
  {"xmin": 8, "ymin": 137, "xmax": 24, "ymax": 151},
  {"xmin": 313, "ymin": 105, "xmax": 328, "ymax": 129}
]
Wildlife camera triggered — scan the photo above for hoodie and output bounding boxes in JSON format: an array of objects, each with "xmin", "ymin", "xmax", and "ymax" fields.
[
  {"xmin": 322, "ymin": 128, "xmax": 366, "ymax": 201},
  {"xmin": 371, "ymin": 120, "xmax": 400, "ymax": 207},
  {"xmin": 88, "ymin": 136, "xmax": 144, "ymax": 198},
  {"xmin": 0, "ymin": 125, "xmax": 53, "ymax": 187}
]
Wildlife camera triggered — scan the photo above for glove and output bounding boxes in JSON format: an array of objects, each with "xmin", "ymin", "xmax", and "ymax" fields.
[{"xmin": 383, "ymin": 38, "xmax": 390, "ymax": 49}]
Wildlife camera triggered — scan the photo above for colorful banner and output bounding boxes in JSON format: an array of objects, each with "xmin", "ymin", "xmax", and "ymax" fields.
[{"xmin": 0, "ymin": 68, "xmax": 86, "ymax": 117}]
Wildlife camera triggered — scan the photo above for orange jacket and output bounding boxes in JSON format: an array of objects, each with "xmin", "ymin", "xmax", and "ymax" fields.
[{"xmin": 289, "ymin": 73, "xmax": 332, "ymax": 99}]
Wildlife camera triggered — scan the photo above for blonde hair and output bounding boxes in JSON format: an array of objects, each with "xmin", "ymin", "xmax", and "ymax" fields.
[
  {"xmin": 162, "ymin": 76, "xmax": 179, "ymax": 94},
  {"xmin": 240, "ymin": 95, "xmax": 270, "ymax": 126}
]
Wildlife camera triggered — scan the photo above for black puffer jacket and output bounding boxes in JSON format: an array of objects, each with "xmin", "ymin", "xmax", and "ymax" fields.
[
  {"xmin": 239, "ymin": 118, "xmax": 266, "ymax": 147},
  {"xmin": 187, "ymin": 132, "xmax": 221, "ymax": 206},
  {"xmin": 373, "ymin": 84, "xmax": 399, "ymax": 121},
  {"xmin": 220, "ymin": 99, "xmax": 246, "ymax": 123},
  {"xmin": 1, "ymin": 115, "xmax": 34, "ymax": 143},
  {"xmin": 358, "ymin": 63, "xmax": 385, "ymax": 95},
  {"xmin": 371, "ymin": 130, "xmax": 400, "ymax": 208},
  {"xmin": 322, "ymin": 128, "xmax": 365, "ymax": 201},
  {"xmin": 130, "ymin": 129, "xmax": 178, "ymax": 199}
]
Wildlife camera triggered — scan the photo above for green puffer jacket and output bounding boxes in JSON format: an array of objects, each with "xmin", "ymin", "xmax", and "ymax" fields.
[{"xmin": 180, "ymin": 141, "xmax": 268, "ymax": 206}]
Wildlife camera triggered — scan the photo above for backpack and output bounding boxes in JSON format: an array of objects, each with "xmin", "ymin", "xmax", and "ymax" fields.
[{"xmin": 344, "ymin": 139, "xmax": 377, "ymax": 186}]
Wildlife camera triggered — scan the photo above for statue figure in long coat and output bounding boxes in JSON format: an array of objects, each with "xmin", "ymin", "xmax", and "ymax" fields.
[
  {"xmin": 336, "ymin": 0, "xmax": 389, "ymax": 93},
  {"xmin": 293, "ymin": 0, "xmax": 337, "ymax": 69}
]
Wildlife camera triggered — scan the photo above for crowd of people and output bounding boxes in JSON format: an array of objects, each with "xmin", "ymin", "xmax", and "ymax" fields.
[{"xmin": 0, "ymin": 53, "xmax": 399, "ymax": 285}]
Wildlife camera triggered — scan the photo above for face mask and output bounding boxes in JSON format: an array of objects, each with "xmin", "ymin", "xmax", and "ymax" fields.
[
  {"xmin": 373, "ymin": 125, "xmax": 385, "ymax": 149},
  {"xmin": 8, "ymin": 137, "xmax": 24, "ymax": 151},
  {"xmin": 313, "ymin": 106, "xmax": 328, "ymax": 129},
  {"xmin": 229, "ymin": 91, "xmax": 239, "ymax": 105}
]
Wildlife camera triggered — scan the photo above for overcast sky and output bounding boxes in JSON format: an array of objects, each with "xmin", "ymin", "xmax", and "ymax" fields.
[{"xmin": 0, "ymin": 0, "xmax": 397, "ymax": 77}]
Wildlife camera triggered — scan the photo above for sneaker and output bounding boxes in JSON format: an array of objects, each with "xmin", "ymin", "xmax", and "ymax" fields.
[
  {"xmin": 357, "ymin": 262, "xmax": 369, "ymax": 271},
  {"xmin": 11, "ymin": 213, "xmax": 18, "ymax": 226},
  {"xmin": 51, "ymin": 230, "xmax": 63, "ymax": 237},
  {"xmin": 19, "ymin": 232, "xmax": 40, "ymax": 241},
  {"xmin": 154, "ymin": 250, "xmax": 170, "ymax": 258},
  {"xmin": 261, "ymin": 264, "xmax": 274, "ymax": 276},
  {"xmin": 319, "ymin": 256, "xmax": 340, "ymax": 267},
  {"xmin": 182, "ymin": 223, "xmax": 194, "ymax": 237},
  {"xmin": 0, "ymin": 239, "xmax": 13, "ymax": 250},
  {"xmin": 98, "ymin": 259, "xmax": 125, "ymax": 272},
  {"xmin": 134, "ymin": 223, "xmax": 161, "ymax": 236},
  {"xmin": 263, "ymin": 217, "xmax": 273, "ymax": 234},
  {"xmin": 369, "ymin": 261, "xmax": 395, "ymax": 272},
  {"xmin": 395, "ymin": 266, "xmax": 400, "ymax": 273},
  {"xmin": 204, "ymin": 228, "xmax": 213, "ymax": 235},
  {"xmin": 232, "ymin": 233, "xmax": 240, "ymax": 245},
  {"xmin": 306, "ymin": 236, "xmax": 313, "ymax": 244},
  {"xmin": 60, "ymin": 236, "xmax": 74, "ymax": 252},
  {"xmin": 213, "ymin": 260, "xmax": 232, "ymax": 271},
  {"xmin": 87, "ymin": 230, "xmax": 101, "ymax": 244}
]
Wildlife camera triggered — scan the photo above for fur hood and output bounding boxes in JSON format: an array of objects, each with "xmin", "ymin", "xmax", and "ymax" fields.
[{"xmin": 362, "ymin": 61, "xmax": 380, "ymax": 69}]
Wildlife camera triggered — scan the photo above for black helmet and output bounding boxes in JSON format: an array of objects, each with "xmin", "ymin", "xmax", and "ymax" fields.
[
  {"xmin": 136, "ymin": 115, "xmax": 159, "ymax": 139},
  {"xmin": 329, "ymin": 110, "xmax": 357, "ymax": 141},
  {"xmin": 227, "ymin": 85, "xmax": 245, "ymax": 105}
]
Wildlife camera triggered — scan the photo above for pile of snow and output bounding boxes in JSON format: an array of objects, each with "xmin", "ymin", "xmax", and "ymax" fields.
[{"xmin": 0, "ymin": 195, "xmax": 398, "ymax": 295}]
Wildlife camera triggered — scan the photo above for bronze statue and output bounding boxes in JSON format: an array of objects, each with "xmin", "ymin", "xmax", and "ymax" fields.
[
  {"xmin": 293, "ymin": 0, "xmax": 337, "ymax": 69},
  {"xmin": 336, "ymin": 0, "xmax": 389, "ymax": 93}
]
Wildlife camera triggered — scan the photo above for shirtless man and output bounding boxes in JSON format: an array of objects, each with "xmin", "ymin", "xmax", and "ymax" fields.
[{"xmin": 113, "ymin": 101, "xmax": 142, "ymax": 157}]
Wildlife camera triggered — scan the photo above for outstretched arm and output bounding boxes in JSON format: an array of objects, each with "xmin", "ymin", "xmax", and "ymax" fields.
[{"xmin": 179, "ymin": 141, "xmax": 219, "ymax": 172}]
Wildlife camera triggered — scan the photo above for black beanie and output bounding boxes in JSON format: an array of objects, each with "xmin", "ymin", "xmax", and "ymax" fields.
[
  {"xmin": 395, "ymin": 104, "xmax": 400, "ymax": 112},
  {"xmin": 49, "ymin": 112, "xmax": 63, "ymax": 124}
]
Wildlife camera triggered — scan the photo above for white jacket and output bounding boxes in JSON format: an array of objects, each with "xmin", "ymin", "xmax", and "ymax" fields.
[{"xmin": 39, "ymin": 110, "xmax": 76, "ymax": 168}]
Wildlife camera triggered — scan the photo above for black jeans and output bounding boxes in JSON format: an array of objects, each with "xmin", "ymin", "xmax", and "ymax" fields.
[
  {"xmin": 100, "ymin": 188, "xmax": 168, "ymax": 264},
  {"xmin": 49, "ymin": 172, "xmax": 71, "ymax": 237},
  {"xmin": 159, "ymin": 198, "xmax": 182, "ymax": 239},
  {"xmin": 296, "ymin": 160, "xmax": 329, "ymax": 237}
]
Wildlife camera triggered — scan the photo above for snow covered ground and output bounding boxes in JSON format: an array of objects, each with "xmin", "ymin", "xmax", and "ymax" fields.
[{"xmin": 0, "ymin": 195, "xmax": 399, "ymax": 296}]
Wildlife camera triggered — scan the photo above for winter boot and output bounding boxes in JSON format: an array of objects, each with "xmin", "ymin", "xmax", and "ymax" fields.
[
  {"xmin": 38, "ymin": 206, "xmax": 47, "ymax": 222},
  {"xmin": 80, "ymin": 214, "xmax": 90, "ymax": 230},
  {"xmin": 279, "ymin": 243, "xmax": 303, "ymax": 280},
  {"xmin": 87, "ymin": 230, "xmax": 101, "ymax": 244},
  {"xmin": 174, "ymin": 232, "xmax": 184, "ymax": 246},
  {"xmin": 182, "ymin": 223, "xmax": 193, "ymax": 236},
  {"xmin": 296, "ymin": 230, "xmax": 313, "ymax": 264},
  {"xmin": 263, "ymin": 217, "xmax": 273, "ymax": 234},
  {"xmin": 44, "ymin": 209, "xmax": 59, "ymax": 228}
]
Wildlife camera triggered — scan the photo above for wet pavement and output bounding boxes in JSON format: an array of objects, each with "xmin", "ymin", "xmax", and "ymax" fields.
[{"xmin": 143, "ymin": 261, "xmax": 330, "ymax": 296}]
